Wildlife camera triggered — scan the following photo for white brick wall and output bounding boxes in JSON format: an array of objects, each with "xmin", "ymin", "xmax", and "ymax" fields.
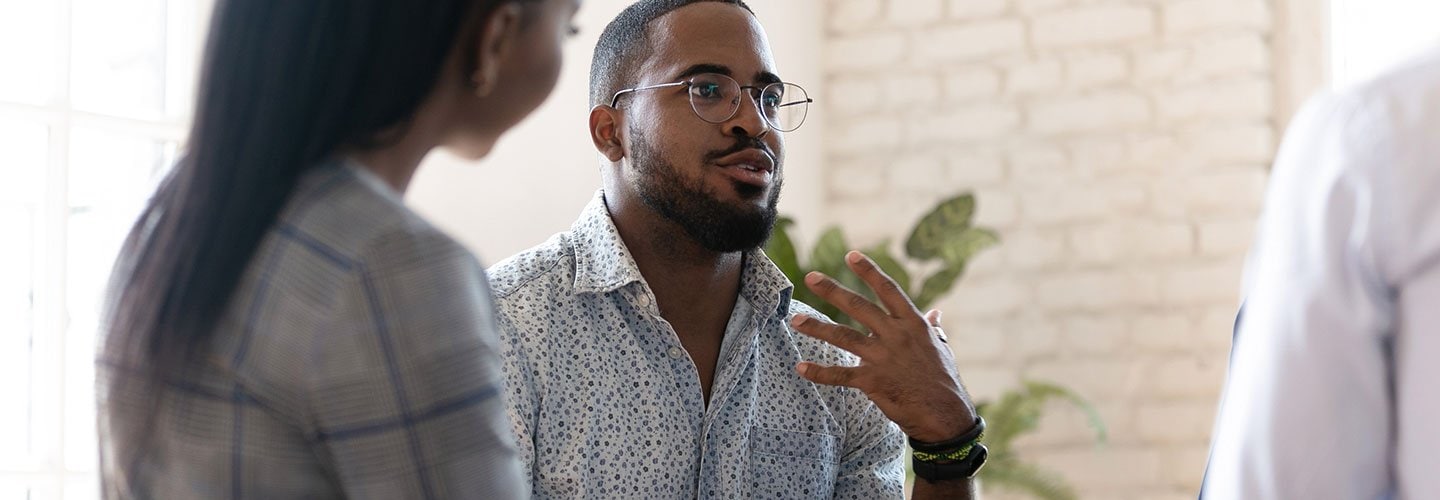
[
  {"xmin": 819, "ymin": 0, "xmax": 1284, "ymax": 497},
  {"xmin": 1031, "ymin": 6, "xmax": 1155, "ymax": 48}
]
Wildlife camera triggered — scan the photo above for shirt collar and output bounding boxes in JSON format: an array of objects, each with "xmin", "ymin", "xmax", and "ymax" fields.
[
  {"xmin": 740, "ymin": 244, "xmax": 796, "ymax": 321},
  {"xmin": 570, "ymin": 191, "xmax": 648, "ymax": 294},
  {"xmin": 568, "ymin": 190, "xmax": 795, "ymax": 320}
]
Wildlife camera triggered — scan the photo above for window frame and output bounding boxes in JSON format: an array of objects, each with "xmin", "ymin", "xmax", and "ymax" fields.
[{"xmin": 0, "ymin": 0, "xmax": 210, "ymax": 497}]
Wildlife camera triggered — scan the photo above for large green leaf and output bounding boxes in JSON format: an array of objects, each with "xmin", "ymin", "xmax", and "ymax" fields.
[
  {"xmin": 981, "ymin": 380, "xmax": 1108, "ymax": 453},
  {"xmin": 833, "ymin": 265, "xmax": 869, "ymax": 330},
  {"xmin": 938, "ymin": 227, "xmax": 1001, "ymax": 267},
  {"xmin": 865, "ymin": 240, "xmax": 912, "ymax": 300},
  {"xmin": 811, "ymin": 227, "xmax": 867, "ymax": 299},
  {"xmin": 792, "ymin": 282, "xmax": 845, "ymax": 326},
  {"xmin": 764, "ymin": 217, "xmax": 804, "ymax": 287},
  {"xmin": 806, "ymin": 227, "xmax": 862, "ymax": 327},
  {"xmin": 810, "ymin": 227, "xmax": 849, "ymax": 280},
  {"xmin": 915, "ymin": 262, "xmax": 966, "ymax": 311},
  {"xmin": 905, "ymin": 193, "xmax": 977, "ymax": 261},
  {"xmin": 978, "ymin": 387, "xmax": 1033, "ymax": 453},
  {"xmin": 1014, "ymin": 380, "xmax": 1109, "ymax": 445},
  {"xmin": 912, "ymin": 229, "xmax": 1000, "ymax": 310}
]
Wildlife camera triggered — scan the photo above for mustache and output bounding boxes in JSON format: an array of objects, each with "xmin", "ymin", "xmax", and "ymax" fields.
[{"xmin": 703, "ymin": 137, "xmax": 776, "ymax": 164}]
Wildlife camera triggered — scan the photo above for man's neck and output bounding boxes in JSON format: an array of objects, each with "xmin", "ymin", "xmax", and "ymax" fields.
[
  {"xmin": 605, "ymin": 193, "xmax": 744, "ymax": 405},
  {"xmin": 607, "ymin": 196, "xmax": 744, "ymax": 325}
]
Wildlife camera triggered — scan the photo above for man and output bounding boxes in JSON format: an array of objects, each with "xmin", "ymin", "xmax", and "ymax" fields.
[
  {"xmin": 1202, "ymin": 46, "xmax": 1440, "ymax": 498},
  {"xmin": 487, "ymin": 0, "xmax": 983, "ymax": 498}
]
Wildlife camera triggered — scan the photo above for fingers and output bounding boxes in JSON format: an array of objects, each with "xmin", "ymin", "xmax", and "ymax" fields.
[
  {"xmin": 804, "ymin": 271, "xmax": 891, "ymax": 328},
  {"xmin": 796, "ymin": 362, "xmax": 863, "ymax": 388},
  {"xmin": 845, "ymin": 251, "xmax": 922, "ymax": 320},
  {"xmin": 925, "ymin": 309, "xmax": 943, "ymax": 327},
  {"xmin": 791, "ymin": 314, "xmax": 872, "ymax": 355},
  {"xmin": 921, "ymin": 309, "xmax": 951, "ymax": 344}
]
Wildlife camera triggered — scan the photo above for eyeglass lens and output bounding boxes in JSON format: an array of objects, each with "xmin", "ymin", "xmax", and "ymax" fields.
[{"xmin": 686, "ymin": 73, "xmax": 809, "ymax": 132}]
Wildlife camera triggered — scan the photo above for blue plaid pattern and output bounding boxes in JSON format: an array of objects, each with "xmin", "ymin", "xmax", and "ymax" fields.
[{"xmin": 98, "ymin": 161, "xmax": 525, "ymax": 499}]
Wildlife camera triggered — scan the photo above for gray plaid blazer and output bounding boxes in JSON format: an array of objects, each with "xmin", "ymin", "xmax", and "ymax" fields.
[{"xmin": 98, "ymin": 160, "xmax": 525, "ymax": 499}]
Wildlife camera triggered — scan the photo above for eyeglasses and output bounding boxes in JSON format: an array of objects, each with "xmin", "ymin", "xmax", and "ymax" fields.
[{"xmin": 610, "ymin": 73, "xmax": 814, "ymax": 132}]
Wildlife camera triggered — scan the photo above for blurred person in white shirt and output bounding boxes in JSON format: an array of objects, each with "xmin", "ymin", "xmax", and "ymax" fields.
[{"xmin": 1203, "ymin": 45, "xmax": 1440, "ymax": 499}]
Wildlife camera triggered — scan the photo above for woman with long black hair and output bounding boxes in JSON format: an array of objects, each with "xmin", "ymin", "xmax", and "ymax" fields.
[{"xmin": 97, "ymin": 0, "xmax": 580, "ymax": 497}]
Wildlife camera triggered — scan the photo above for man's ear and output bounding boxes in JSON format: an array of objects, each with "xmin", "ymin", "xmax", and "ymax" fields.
[
  {"xmin": 470, "ymin": 3, "xmax": 524, "ymax": 97},
  {"xmin": 589, "ymin": 105, "xmax": 626, "ymax": 162}
]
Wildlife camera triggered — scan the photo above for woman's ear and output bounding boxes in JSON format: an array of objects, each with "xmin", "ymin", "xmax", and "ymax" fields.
[
  {"xmin": 590, "ymin": 105, "xmax": 626, "ymax": 162},
  {"xmin": 470, "ymin": 2, "xmax": 525, "ymax": 97}
]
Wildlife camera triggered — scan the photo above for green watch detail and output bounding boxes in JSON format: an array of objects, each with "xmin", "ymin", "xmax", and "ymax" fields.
[
  {"xmin": 911, "ymin": 432, "xmax": 985, "ymax": 463},
  {"xmin": 912, "ymin": 443, "xmax": 989, "ymax": 482}
]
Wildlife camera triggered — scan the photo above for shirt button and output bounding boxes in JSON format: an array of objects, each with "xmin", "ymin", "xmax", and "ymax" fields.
[
  {"xmin": 668, "ymin": 347, "xmax": 685, "ymax": 359},
  {"xmin": 635, "ymin": 293, "xmax": 653, "ymax": 308}
]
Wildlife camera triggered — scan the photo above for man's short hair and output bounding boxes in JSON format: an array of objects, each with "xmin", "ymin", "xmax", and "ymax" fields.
[{"xmin": 589, "ymin": 0, "xmax": 755, "ymax": 108}]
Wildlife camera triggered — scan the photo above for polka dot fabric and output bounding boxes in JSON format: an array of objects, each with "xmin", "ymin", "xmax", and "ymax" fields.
[{"xmin": 487, "ymin": 192, "xmax": 905, "ymax": 499}]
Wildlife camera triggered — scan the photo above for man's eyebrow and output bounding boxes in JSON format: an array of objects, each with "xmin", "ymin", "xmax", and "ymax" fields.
[
  {"xmin": 673, "ymin": 64, "xmax": 784, "ymax": 85},
  {"xmin": 675, "ymin": 63, "xmax": 731, "ymax": 80}
]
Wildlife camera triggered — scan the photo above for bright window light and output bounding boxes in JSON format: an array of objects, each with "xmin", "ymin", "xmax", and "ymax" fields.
[
  {"xmin": 1330, "ymin": 0, "xmax": 1440, "ymax": 88},
  {"xmin": 0, "ymin": 0, "xmax": 207, "ymax": 498}
]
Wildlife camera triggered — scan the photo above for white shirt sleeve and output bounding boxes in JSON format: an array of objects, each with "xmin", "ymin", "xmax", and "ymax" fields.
[{"xmin": 1202, "ymin": 91, "xmax": 1399, "ymax": 499}]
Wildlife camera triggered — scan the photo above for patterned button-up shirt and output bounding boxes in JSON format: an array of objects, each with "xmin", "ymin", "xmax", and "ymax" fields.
[
  {"xmin": 487, "ymin": 192, "xmax": 904, "ymax": 499},
  {"xmin": 98, "ymin": 160, "xmax": 524, "ymax": 499}
]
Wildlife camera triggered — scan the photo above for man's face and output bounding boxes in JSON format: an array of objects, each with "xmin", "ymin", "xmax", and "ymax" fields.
[{"xmin": 619, "ymin": 3, "xmax": 786, "ymax": 253}]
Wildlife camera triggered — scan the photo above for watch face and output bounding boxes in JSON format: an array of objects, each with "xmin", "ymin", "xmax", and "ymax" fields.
[{"xmin": 966, "ymin": 444, "xmax": 990, "ymax": 479}]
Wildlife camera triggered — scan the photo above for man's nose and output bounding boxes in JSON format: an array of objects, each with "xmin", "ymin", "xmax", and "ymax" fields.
[{"xmin": 722, "ymin": 91, "xmax": 771, "ymax": 139}]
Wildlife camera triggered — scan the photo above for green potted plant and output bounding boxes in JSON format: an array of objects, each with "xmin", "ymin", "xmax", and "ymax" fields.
[{"xmin": 765, "ymin": 194, "xmax": 1108, "ymax": 499}]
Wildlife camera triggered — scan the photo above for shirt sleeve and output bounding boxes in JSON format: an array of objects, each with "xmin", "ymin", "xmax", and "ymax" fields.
[
  {"xmin": 830, "ymin": 359, "xmax": 906, "ymax": 499},
  {"xmin": 833, "ymin": 385, "xmax": 906, "ymax": 499},
  {"xmin": 1202, "ymin": 91, "xmax": 1397, "ymax": 499},
  {"xmin": 494, "ymin": 303, "xmax": 540, "ymax": 487},
  {"xmin": 308, "ymin": 227, "xmax": 527, "ymax": 499}
]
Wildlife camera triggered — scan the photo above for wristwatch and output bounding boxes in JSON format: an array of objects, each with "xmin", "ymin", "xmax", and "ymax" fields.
[
  {"xmin": 910, "ymin": 416, "xmax": 988, "ymax": 482},
  {"xmin": 912, "ymin": 442, "xmax": 988, "ymax": 482}
]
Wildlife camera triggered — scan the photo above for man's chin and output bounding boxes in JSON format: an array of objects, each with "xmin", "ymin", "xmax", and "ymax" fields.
[
  {"xmin": 723, "ymin": 196, "xmax": 776, "ymax": 221},
  {"xmin": 684, "ymin": 198, "xmax": 780, "ymax": 253},
  {"xmin": 723, "ymin": 178, "xmax": 772, "ymax": 203}
]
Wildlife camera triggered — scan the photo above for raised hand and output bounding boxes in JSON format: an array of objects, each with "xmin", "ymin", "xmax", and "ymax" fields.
[{"xmin": 791, "ymin": 250, "xmax": 978, "ymax": 443}]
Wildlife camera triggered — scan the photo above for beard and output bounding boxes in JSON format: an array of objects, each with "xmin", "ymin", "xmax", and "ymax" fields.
[{"xmin": 628, "ymin": 130, "xmax": 782, "ymax": 253}]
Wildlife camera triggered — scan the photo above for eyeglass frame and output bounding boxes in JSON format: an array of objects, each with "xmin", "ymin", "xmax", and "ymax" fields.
[{"xmin": 608, "ymin": 73, "xmax": 815, "ymax": 132}]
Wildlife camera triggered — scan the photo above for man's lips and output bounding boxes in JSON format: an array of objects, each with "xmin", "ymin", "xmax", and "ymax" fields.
[{"xmin": 713, "ymin": 148, "xmax": 775, "ymax": 174}]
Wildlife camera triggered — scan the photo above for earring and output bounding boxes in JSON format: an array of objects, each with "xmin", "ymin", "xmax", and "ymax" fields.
[{"xmin": 470, "ymin": 71, "xmax": 496, "ymax": 98}]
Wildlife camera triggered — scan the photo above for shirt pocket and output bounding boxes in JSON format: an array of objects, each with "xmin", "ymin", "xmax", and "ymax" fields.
[{"xmin": 748, "ymin": 426, "xmax": 840, "ymax": 499}]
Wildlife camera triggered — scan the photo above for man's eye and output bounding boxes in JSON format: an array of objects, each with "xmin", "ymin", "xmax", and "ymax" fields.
[
  {"xmin": 694, "ymin": 84, "xmax": 723, "ymax": 98},
  {"xmin": 762, "ymin": 92, "xmax": 782, "ymax": 107}
]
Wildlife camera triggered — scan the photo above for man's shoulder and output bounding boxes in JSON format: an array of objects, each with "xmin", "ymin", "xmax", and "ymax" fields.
[{"xmin": 486, "ymin": 232, "xmax": 577, "ymax": 303}]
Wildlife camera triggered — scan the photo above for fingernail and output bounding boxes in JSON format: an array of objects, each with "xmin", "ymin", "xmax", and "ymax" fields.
[
  {"xmin": 796, "ymin": 363, "xmax": 810, "ymax": 376},
  {"xmin": 805, "ymin": 272, "xmax": 824, "ymax": 285},
  {"xmin": 933, "ymin": 310, "xmax": 944, "ymax": 322},
  {"xmin": 846, "ymin": 251, "xmax": 864, "ymax": 264},
  {"xmin": 790, "ymin": 315, "xmax": 809, "ymax": 327}
]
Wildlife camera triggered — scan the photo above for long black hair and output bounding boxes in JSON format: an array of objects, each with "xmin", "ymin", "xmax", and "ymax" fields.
[{"xmin": 100, "ymin": 0, "xmax": 515, "ymax": 488}]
